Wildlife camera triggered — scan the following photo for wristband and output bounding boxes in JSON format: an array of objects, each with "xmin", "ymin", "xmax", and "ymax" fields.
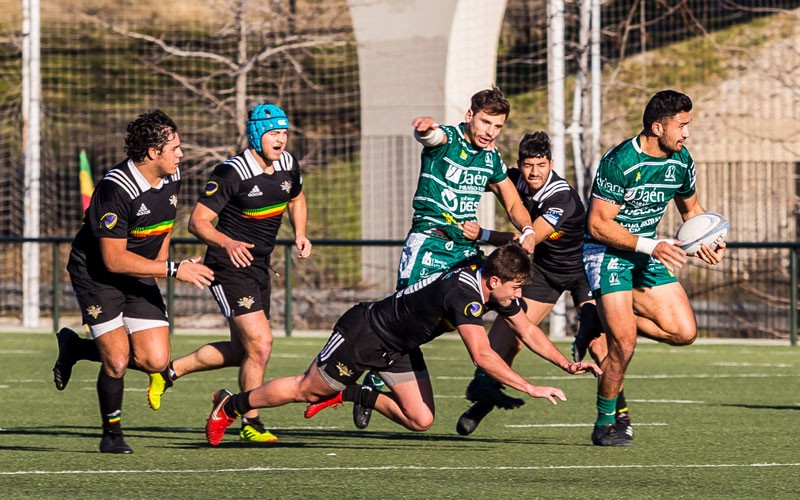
[
  {"xmin": 518, "ymin": 226, "xmax": 535, "ymax": 244},
  {"xmin": 166, "ymin": 260, "xmax": 179, "ymax": 277},
  {"xmin": 479, "ymin": 228, "xmax": 492, "ymax": 242},
  {"xmin": 635, "ymin": 237, "xmax": 675, "ymax": 255}
]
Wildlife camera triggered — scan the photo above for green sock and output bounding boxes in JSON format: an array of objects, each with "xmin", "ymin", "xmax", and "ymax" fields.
[{"xmin": 596, "ymin": 395, "xmax": 617, "ymax": 426}]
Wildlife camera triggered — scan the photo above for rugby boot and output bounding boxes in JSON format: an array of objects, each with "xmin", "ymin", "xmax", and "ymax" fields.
[
  {"xmin": 240, "ymin": 416, "xmax": 279, "ymax": 443},
  {"xmin": 465, "ymin": 375, "xmax": 524, "ymax": 410},
  {"xmin": 99, "ymin": 432, "xmax": 133, "ymax": 454},
  {"xmin": 304, "ymin": 392, "xmax": 344, "ymax": 419},
  {"xmin": 456, "ymin": 400, "xmax": 495, "ymax": 436},
  {"xmin": 147, "ymin": 372, "xmax": 173, "ymax": 411},
  {"xmin": 206, "ymin": 389, "xmax": 237, "ymax": 446},
  {"xmin": 53, "ymin": 328, "xmax": 80, "ymax": 391},
  {"xmin": 591, "ymin": 423, "xmax": 632, "ymax": 447}
]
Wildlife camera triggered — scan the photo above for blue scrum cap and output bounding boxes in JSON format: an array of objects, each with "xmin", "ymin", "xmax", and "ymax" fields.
[{"xmin": 247, "ymin": 104, "xmax": 290, "ymax": 152}]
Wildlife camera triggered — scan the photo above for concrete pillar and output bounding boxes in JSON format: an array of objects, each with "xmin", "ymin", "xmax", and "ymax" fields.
[{"xmin": 348, "ymin": 0, "xmax": 509, "ymax": 287}]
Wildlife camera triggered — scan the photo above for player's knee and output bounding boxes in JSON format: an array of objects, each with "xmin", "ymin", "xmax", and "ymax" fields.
[
  {"xmin": 669, "ymin": 326, "xmax": 697, "ymax": 346},
  {"xmin": 403, "ymin": 411, "xmax": 435, "ymax": 431},
  {"xmin": 103, "ymin": 358, "xmax": 128, "ymax": 378}
]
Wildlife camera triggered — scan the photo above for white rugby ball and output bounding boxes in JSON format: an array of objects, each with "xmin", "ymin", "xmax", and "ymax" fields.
[{"xmin": 675, "ymin": 212, "xmax": 728, "ymax": 256}]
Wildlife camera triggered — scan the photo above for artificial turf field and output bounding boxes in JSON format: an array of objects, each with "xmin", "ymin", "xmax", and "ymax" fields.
[{"xmin": 1, "ymin": 331, "xmax": 798, "ymax": 499}]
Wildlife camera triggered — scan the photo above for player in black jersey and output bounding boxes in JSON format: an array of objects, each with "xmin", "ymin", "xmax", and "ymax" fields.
[
  {"xmin": 51, "ymin": 110, "xmax": 214, "ymax": 453},
  {"xmin": 203, "ymin": 243, "xmax": 600, "ymax": 446},
  {"xmin": 454, "ymin": 132, "xmax": 621, "ymax": 436},
  {"xmin": 146, "ymin": 104, "xmax": 311, "ymax": 443}
]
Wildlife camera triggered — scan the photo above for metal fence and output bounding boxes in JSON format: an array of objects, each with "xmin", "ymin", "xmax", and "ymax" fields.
[{"xmin": 0, "ymin": 237, "xmax": 797, "ymax": 345}]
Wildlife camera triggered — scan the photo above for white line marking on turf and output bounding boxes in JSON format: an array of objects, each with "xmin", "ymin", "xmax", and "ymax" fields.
[
  {"xmin": 436, "ymin": 372, "xmax": 800, "ymax": 382},
  {"xmin": 3, "ymin": 463, "xmax": 800, "ymax": 476},
  {"xmin": 712, "ymin": 362, "xmax": 791, "ymax": 368},
  {"xmin": 505, "ymin": 423, "xmax": 667, "ymax": 428},
  {"xmin": 0, "ymin": 349, "xmax": 37, "ymax": 354}
]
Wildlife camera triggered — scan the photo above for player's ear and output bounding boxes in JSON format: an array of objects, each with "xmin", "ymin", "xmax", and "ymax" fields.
[
  {"xmin": 651, "ymin": 120, "xmax": 664, "ymax": 138},
  {"xmin": 465, "ymin": 109, "xmax": 473, "ymax": 123}
]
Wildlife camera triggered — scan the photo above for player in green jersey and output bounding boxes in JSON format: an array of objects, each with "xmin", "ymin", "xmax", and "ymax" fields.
[
  {"xmin": 353, "ymin": 87, "xmax": 536, "ymax": 429},
  {"xmin": 584, "ymin": 90, "xmax": 726, "ymax": 446}
]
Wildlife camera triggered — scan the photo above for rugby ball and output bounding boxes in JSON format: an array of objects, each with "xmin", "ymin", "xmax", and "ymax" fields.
[{"xmin": 675, "ymin": 212, "xmax": 728, "ymax": 256}]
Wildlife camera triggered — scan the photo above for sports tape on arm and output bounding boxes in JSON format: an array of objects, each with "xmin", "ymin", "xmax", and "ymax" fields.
[
  {"xmin": 414, "ymin": 126, "xmax": 445, "ymax": 147},
  {"xmin": 635, "ymin": 237, "xmax": 675, "ymax": 255}
]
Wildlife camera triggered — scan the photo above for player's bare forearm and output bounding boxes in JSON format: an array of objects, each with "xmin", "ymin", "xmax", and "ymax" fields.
[{"xmin": 288, "ymin": 194, "xmax": 312, "ymax": 259}]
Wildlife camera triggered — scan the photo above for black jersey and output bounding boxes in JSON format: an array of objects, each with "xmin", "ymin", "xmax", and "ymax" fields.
[
  {"xmin": 197, "ymin": 149, "xmax": 302, "ymax": 264},
  {"xmin": 365, "ymin": 266, "xmax": 522, "ymax": 353},
  {"xmin": 509, "ymin": 168, "xmax": 586, "ymax": 273},
  {"xmin": 68, "ymin": 159, "xmax": 181, "ymax": 282}
]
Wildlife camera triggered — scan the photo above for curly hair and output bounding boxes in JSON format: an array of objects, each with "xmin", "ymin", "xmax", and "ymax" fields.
[
  {"xmin": 482, "ymin": 241, "xmax": 534, "ymax": 284},
  {"xmin": 124, "ymin": 110, "xmax": 178, "ymax": 163}
]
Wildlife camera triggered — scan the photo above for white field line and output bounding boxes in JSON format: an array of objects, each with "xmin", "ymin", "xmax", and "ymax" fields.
[
  {"xmin": 2, "ymin": 463, "xmax": 800, "ymax": 476},
  {"xmin": 436, "ymin": 372, "xmax": 800, "ymax": 381}
]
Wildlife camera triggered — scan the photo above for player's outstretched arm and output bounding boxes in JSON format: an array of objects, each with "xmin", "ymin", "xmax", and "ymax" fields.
[
  {"xmin": 287, "ymin": 193, "xmax": 312, "ymax": 259},
  {"xmin": 411, "ymin": 117, "xmax": 447, "ymax": 147},
  {"xmin": 458, "ymin": 323, "xmax": 567, "ymax": 404},
  {"xmin": 489, "ymin": 179, "xmax": 535, "ymax": 253}
]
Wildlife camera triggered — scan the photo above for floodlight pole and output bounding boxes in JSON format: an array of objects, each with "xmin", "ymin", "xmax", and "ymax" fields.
[{"xmin": 22, "ymin": 0, "xmax": 42, "ymax": 328}]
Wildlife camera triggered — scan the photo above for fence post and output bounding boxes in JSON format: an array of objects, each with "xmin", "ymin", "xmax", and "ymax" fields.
[
  {"xmin": 284, "ymin": 244, "xmax": 293, "ymax": 337},
  {"xmin": 791, "ymin": 245, "xmax": 797, "ymax": 346},
  {"xmin": 52, "ymin": 241, "xmax": 60, "ymax": 333}
]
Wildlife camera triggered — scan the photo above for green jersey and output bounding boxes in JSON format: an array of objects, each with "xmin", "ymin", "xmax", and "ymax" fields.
[
  {"xmin": 410, "ymin": 123, "xmax": 508, "ymax": 245},
  {"xmin": 589, "ymin": 135, "xmax": 696, "ymax": 240}
]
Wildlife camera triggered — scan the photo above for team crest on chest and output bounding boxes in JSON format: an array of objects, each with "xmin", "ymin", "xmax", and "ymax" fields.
[
  {"xmin": 280, "ymin": 180, "xmax": 292, "ymax": 193},
  {"xmin": 86, "ymin": 305, "xmax": 103, "ymax": 319},
  {"xmin": 336, "ymin": 362, "xmax": 354, "ymax": 378},
  {"xmin": 169, "ymin": 194, "xmax": 178, "ymax": 207},
  {"xmin": 237, "ymin": 296, "xmax": 255, "ymax": 309}
]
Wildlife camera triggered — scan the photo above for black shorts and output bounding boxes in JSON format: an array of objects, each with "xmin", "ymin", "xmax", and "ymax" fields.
[
  {"xmin": 69, "ymin": 273, "xmax": 168, "ymax": 335},
  {"xmin": 315, "ymin": 303, "xmax": 427, "ymax": 391},
  {"xmin": 208, "ymin": 261, "xmax": 272, "ymax": 318},
  {"xmin": 522, "ymin": 264, "xmax": 592, "ymax": 307}
]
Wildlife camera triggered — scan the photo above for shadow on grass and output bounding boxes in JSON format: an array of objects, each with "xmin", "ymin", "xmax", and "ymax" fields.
[{"xmin": 720, "ymin": 403, "xmax": 800, "ymax": 411}]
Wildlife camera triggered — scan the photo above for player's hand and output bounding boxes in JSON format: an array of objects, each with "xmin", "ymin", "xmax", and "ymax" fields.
[
  {"xmin": 518, "ymin": 234, "xmax": 535, "ymax": 254},
  {"xmin": 458, "ymin": 220, "xmax": 481, "ymax": 241},
  {"xmin": 175, "ymin": 257, "xmax": 214, "ymax": 289},
  {"xmin": 221, "ymin": 239, "xmax": 255, "ymax": 268},
  {"xmin": 652, "ymin": 241, "xmax": 688, "ymax": 272},
  {"xmin": 563, "ymin": 361, "xmax": 603, "ymax": 377},
  {"xmin": 411, "ymin": 116, "xmax": 439, "ymax": 135},
  {"xmin": 696, "ymin": 241, "xmax": 725, "ymax": 265},
  {"xmin": 295, "ymin": 236, "xmax": 312, "ymax": 259},
  {"xmin": 525, "ymin": 385, "xmax": 567, "ymax": 405}
]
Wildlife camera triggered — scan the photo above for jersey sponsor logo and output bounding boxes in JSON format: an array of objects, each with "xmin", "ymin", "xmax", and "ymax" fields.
[
  {"xmin": 421, "ymin": 251, "xmax": 433, "ymax": 266},
  {"xmin": 204, "ymin": 181, "xmax": 219, "ymax": 196},
  {"xmin": 280, "ymin": 180, "xmax": 292, "ymax": 193},
  {"xmin": 242, "ymin": 201, "xmax": 288, "ymax": 219},
  {"xmin": 608, "ymin": 272, "xmax": 621, "ymax": 286},
  {"xmin": 445, "ymin": 241, "xmax": 454, "ymax": 251},
  {"xmin": 441, "ymin": 189, "xmax": 458, "ymax": 211},
  {"xmin": 136, "ymin": 203, "xmax": 151, "ymax": 216},
  {"xmin": 665, "ymin": 165, "xmax": 676, "ymax": 181},
  {"xmin": 595, "ymin": 176, "xmax": 624, "ymax": 195},
  {"xmin": 445, "ymin": 165, "xmax": 461, "ymax": 183},
  {"xmin": 86, "ymin": 305, "xmax": 103, "ymax": 319},
  {"xmin": 237, "ymin": 296, "xmax": 255, "ymax": 309},
  {"xmin": 543, "ymin": 207, "xmax": 564, "ymax": 226},
  {"xmin": 606, "ymin": 257, "xmax": 622, "ymax": 270},
  {"xmin": 336, "ymin": 362, "xmax": 354, "ymax": 378},
  {"xmin": 101, "ymin": 213, "xmax": 118, "ymax": 230},
  {"xmin": 464, "ymin": 301, "xmax": 483, "ymax": 318},
  {"xmin": 247, "ymin": 185, "xmax": 263, "ymax": 197},
  {"xmin": 459, "ymin": 150, "xmax": 468, "ymax": 160},
  {"xmin": 624, "ymin": 187, "xmax": 666, "ymax": 207},
  {"xmin": 169, "ymin": 194, "xmax": 178, "ymax": 207},
  {"xmin": 484, "ymin": 153, "xmax": 493, "ymax": 168}
]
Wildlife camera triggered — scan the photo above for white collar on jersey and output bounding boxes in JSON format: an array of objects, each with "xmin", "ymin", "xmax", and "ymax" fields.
[
  {"xmin": 126, "ymin": 159, "xmax": 164, "ymax": 191},
  {"xmin": 476, "ymin": 269, "xmax": 487, "ymax": 304},
  {"xmin": 243, "ymin": 149, "xmax": 270, "ymax": 176}
]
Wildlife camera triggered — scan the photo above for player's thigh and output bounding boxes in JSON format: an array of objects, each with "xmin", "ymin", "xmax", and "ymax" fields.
[
  {"xmin": 128, "ymin": 326, "xmax": 171, "ymax": 371},
  {"xmin": 595, "ymin": 290, "xmax": 637, "ymax": 350},
  {"xmin": 633, "ymin": 281, "xmax": 696, "ymax": 338},
  {"xmin": 228, "ymin": 310, "xmax": 273, "ymax": 353},
  {"xmin": 387, "ymin": 373, "xmax": 435, "ymax": 422},
  {"xmin": 94, "ymin": 326, "xmax": 131, "ymax": 375}
]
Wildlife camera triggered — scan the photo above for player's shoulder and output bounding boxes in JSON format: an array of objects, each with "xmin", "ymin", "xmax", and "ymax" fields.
[
  {"xmin": 99, "ymin": 160, "xmax": 147, "ymax": 201},
  {"xmin": 272, "ymin": 151, "xmax": 299, "ymax": 172}
]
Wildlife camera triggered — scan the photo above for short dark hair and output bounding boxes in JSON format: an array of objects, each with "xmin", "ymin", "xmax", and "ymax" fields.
[
  {"xmin": 642, "ymin": 90, "xmax": 692, "ymax": 133},
  {"xmin": 124, "ymin": 110, "xmax": 179, "ymax": 163},
  {"xmin": 482, "ymin": 241, "xmax": 534, "ymax": 284},
  {"xmin": 518, "ymin": 131, "xmax": 552, "ymax": 161},
  {"xmin": 470, "ymin": 86, "xmax": 510, "ymax": 118}
]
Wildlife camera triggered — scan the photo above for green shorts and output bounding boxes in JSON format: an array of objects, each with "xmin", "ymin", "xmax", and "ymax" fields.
[
  {"xmin": 583, "ymin": 242, "xmax": 677, "ymax": 296},
  {"xmin": 396, "ymin": 230, "xmax": 483, "ymax": 289}
]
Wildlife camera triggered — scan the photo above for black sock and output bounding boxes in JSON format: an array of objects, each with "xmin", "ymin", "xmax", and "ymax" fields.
[
  {"xmin": 97, "ymin": 370, "xmax": 124, "ymax": 434},
  {"xmin": 342, "ymin": 383, "xmax": 381, "ymax": 409},
  {"xmin": 225, "ymin": 391, "xmax": 252, "ymax": 417},
  {"xmin": 616, "ymin": 390, "xmax": 628, "ymax": 415},
  {"xmin": 72, "ymin": 336, "xmax": 101, "ymax": 363},
  {"xmin": 165, "ymin": 361, "xmax": 177, "ymax": 381}
]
